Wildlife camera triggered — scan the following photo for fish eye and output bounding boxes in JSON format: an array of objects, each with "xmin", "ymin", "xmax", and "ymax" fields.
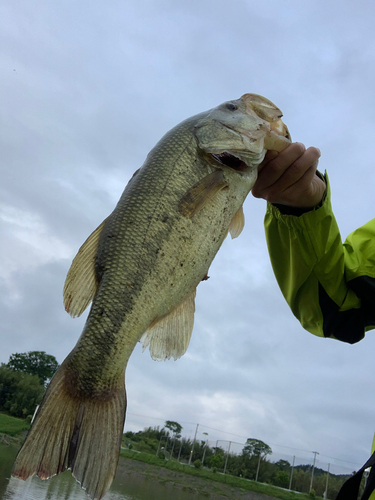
[{"xmin": 226, "ymin": 103, "xmax": 238, "ymax": 111}]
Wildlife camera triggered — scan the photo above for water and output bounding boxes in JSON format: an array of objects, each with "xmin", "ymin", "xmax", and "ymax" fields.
[{"xmin": 0, "ymin": 443, "xmax": 202, "ymax": 500}]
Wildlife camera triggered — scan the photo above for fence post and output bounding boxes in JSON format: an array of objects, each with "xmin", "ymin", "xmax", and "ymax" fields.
[
  {"xmin": 289, "ymin": 455, "xmax": 295, "ymax": 490},
  {"xmin": 202, "ymin": 438, "xmax": 209, "ymax": 465},
  {"xmin": 223, "ymin": 441, "xmax": 231, "ymax": 474},
  {"xmin": 188, "ymin": 423, "xmax": 199, "ymax": 465}
]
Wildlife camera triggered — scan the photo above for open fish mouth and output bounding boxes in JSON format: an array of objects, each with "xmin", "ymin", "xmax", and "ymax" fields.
[
  {"xmin": 212, "ymin": 152, "xmax": 248, "ymax": 172},
  {"xmin": 209, "ymin": 117, "xmax": 291, "ymax": 174}
]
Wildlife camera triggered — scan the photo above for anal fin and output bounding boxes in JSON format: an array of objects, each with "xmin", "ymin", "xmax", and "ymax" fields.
[{"xmin": 140, "ymin": 290, "xmax": 196, "ymax": 361}]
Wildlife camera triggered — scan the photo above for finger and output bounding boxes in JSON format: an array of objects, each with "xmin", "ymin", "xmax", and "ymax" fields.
[
  {"xmin": 258, "ymin": 150, "xmax": 279, "ymax": 172},
  {"xmin": 271, "ymin": 147, "xmax": 321, "ymax": 193},
  {"xmin": 282, "ymin": 165, "xmax": 326, "ymax": 207},
  {"xmin": 284, "ymin": 161, "xmax": 319, "ymax": 197},
  {"xmin": 255, "ymin": 143, "xmax": 306, "ymax": 191}
]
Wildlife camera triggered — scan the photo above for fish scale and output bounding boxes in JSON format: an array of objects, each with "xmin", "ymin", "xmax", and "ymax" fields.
[{"xmin": 13, "ymin": 94, "xmax": 291, "ymax": 500}]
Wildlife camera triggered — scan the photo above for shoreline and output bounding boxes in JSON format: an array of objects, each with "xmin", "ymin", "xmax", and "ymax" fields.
[
  {"xmin": 116, "ymin": 454, "xmax": 280, "ymax": 500},
  {"xmin": 0, "ymin": 422, "xmax": 310, "ymax": 500},
  {"xmin": 117, "ymin": 450, "xmax": 310, "ymax": 500}
]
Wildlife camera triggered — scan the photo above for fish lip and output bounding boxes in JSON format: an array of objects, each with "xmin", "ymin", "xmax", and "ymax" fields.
[
  {"xmin": 217, "ymin": 120, "xmax": 291, "ymax": 157},
  {"xmin": 217, "ymin": 120, "xmax": 265, "ymax": 142}
]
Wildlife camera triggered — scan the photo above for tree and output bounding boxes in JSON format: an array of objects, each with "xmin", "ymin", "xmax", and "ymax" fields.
[
  {"xmin": 179, "ymin": 437, "xmax": 193, "ymax": 460},
  {"xmin": 164, "ymin": 420, "xmax": 182, "ymax": 437},
  {"xmin": 274, "ymin": 470, "xmax": 290, "ymax": 488},
  {"xmin": 242, "ymin": 438, "xmax": 272, "ymax": 458},
  {"xmin": 0, "ymin": 364, "xmax": 44, "ymax": 419},
  {"xmin": 209, "ymin": 454, "xmax": 223, "ymax": 470},
  {"xmin": 7, "ymin": 351, "xmax": 59, "ymax": 386},
  {"xmin": 275, "ymin": 459, "xmax": 291, "ymax": 471}
]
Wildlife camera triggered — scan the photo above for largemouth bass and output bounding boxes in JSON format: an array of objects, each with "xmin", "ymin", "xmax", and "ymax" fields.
[{"xmin": 12, "ymin": 94, "xmax": 291, "ymax": 499}]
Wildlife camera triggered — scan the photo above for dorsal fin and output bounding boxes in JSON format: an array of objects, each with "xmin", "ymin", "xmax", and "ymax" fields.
[
  {"xmin": 63, "ymin": 218, "xmax": 107, "ymax": 317},
  {"xmin": 228, "ymin": 206, "xmax": 245, "ymax": 239},
  {"xmin": 139, "ymin": 290, "xmax": 196, "ymax": 361}
]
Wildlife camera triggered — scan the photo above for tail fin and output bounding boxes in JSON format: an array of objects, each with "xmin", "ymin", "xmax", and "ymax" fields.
[{"xmin": 12, "ymin": 365, "xmax": 126, "ymax": 500}]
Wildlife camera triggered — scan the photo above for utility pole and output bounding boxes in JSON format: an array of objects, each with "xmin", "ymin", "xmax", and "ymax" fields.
[
  {"xmin": 188, "ymin": 423, "xmax": 199, "ymax": 465},
  {"xmin": 310, "ymin": 451, "xmax": 319, "ymax": 492},
  {"xmin": 324, "ymin": 463, "xmax": 330, "ymax": 499}
]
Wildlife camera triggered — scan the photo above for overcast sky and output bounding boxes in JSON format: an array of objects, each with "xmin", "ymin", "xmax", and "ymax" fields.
[{"xmin": 1, "ymin": 0, "xmax": 375, "ymax": 477}]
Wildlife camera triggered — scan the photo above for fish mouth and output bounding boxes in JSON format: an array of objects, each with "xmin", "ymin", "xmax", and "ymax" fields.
[
  {"xmin": 211, "ymin": 152, "xmax": 248, "ymax": 172},
  {"xmin": 211, "ymin": 118, "xmax": 291, "ymax": 174}
]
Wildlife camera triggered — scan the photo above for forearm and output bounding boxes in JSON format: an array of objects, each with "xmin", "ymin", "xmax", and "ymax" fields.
[{"xmin": 265, "ymin": 173, "xmax": 373, "ymax": 343}]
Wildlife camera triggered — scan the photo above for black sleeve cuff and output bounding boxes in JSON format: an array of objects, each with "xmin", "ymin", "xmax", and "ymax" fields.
[{"xmin": 272, "ymin": 171, "xmax": 327, "ymax": 217}]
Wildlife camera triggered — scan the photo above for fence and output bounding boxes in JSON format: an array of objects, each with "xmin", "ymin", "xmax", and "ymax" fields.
[{"xmin": 125, "ymin": 412, "xmax": 365, "ymax": 499}]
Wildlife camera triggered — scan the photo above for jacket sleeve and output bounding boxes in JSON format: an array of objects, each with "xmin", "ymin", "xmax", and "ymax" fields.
[{"xmin": 264, "ymin": 172, "xmax": 375, "ymax": 344}]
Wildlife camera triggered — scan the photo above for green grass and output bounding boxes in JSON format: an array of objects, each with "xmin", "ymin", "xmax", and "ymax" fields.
[
  {"xmin": 0, "ymin": 412, "xmax": 30, "ymax": 437},
  {"xmin": 120, "ymin": 449, "xmax": 315, "ymax": 500}
]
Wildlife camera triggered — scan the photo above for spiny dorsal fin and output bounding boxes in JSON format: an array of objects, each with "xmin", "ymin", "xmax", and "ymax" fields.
[
  {"xmin": 63, "ymin": 218, "xmax": 107, "ymax": 318},
  {"xmin": 228, "ymin": 205, "xmax": 245, "ymax": 239},
  {"xmin": 140, "ymin": 290, "xmax": 196, "ymax": 361},
  {"xmin": 179, "ymin": 171, "xmax": 228, "ymax": 218}
]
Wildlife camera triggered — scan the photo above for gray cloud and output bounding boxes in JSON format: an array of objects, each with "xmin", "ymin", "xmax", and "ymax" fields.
[{"xmin": 1, "ymin": 0, "xmax": 375, "ymax": 475}]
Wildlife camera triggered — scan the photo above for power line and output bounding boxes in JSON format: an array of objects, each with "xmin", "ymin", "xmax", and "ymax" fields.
[{"xmin": 126, "ymin": 412, "xmax": 363, "ymax": 466}]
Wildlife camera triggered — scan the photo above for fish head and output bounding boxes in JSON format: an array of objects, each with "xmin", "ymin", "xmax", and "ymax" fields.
[{"xmin": 194, "ymin": 93, "xmax": 291, "ymax": 175}]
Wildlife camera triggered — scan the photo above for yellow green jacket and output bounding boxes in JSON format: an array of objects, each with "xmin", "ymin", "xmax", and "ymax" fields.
[{"xmin": 264, "ymin": 173, "xmax": 375, "ymax": 344}]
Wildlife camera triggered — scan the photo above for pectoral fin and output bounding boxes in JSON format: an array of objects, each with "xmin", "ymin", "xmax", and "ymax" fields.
[
  {"xmin": 179, "ymin": 171, "xmax": 228, "ymax": 218},
  {"xmin": 140, "ymin": 290, "xmax": 196, "ymax": 361},
  {"xmin": 228, "ymin": 205, "xmax": 245, "ymax": 239},
  {"xmin": 63, "ymin": 218, "xmax": 107, "ymax": 318}
]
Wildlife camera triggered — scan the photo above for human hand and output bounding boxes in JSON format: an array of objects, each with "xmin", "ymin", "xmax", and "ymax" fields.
[{"xmin": 252, "ymin": 143, "xmax": 326, "ymax": 208}]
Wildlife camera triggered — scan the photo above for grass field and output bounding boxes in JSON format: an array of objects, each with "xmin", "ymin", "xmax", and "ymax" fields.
[
  {"xmin": 0, "ymin": 412, "xmax": 30, "ymax": 437},
  {"xmin": 120, "ymin": 448, "xmax": 315, "ymax": 500}
]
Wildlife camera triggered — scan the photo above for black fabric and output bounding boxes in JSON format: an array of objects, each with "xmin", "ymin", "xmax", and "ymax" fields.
[
  {"xmin": 336, "ymin": 451, "xmax": 375, "ymax": 500},
  {"xmin": 318, "ymin": 275, "xmax": 375, "ymax": 344},
  {"xmin": 273, "ymin": 171, "xmax": 327, "ymax": 217},
  {"xmin": 318, "ymin": 283, "xmax": 366, "ymax": 344},
  {"xmin": 349, "ymin": 276, "xmax": 375, "ymax": 327},
  {"xmin": 273, "ymin": 203, "xmax": 316, "ymax": 217},
  {"xmin": 363, "ymin": 461, "xmax": 375, "ymax": 500}
]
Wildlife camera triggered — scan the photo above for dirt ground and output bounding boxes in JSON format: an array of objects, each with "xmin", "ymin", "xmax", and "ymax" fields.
[{"xmin": 116, "ymin": 455, "xmax": 278, "ymax": 500}]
